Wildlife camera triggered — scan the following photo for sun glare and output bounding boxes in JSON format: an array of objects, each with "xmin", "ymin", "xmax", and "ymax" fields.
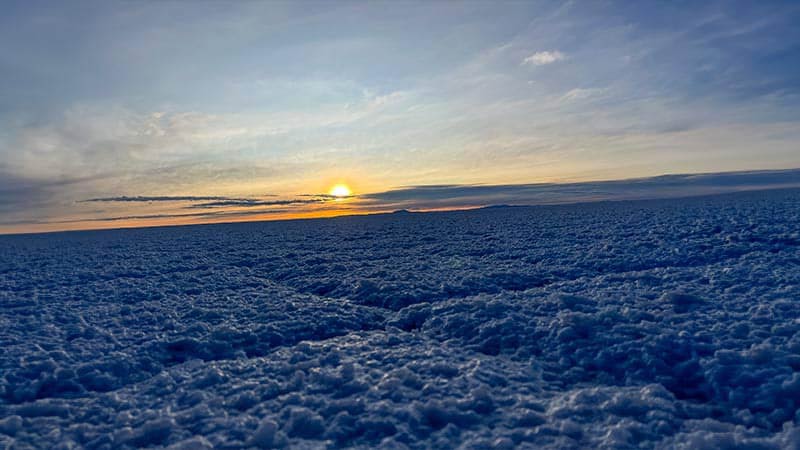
[{"xmin": 329, "ymin": 184, "xmax": 352, "ymax": 198}]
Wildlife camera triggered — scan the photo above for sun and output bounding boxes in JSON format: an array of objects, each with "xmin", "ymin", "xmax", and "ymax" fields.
[{"xmin": 329, "ymin": 184, "xmax": 352, "ymax": 198}]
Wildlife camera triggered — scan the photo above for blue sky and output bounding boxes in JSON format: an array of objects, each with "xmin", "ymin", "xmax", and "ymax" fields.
[{"xmin": 1, "ymin": 0, "xmax": 799, "ymax": 232}]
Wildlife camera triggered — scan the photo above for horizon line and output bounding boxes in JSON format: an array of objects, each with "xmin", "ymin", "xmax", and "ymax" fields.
[{"xmin": 2, "ymin": 166, "xmax": 800, "ymax": 237}]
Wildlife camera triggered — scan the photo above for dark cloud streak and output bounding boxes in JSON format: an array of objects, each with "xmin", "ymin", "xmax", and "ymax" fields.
[
  {"xmin": 82, "ymin": 195, "xmax": 340, "ymax": 209},
  {"xmin": 299, "ymin": 194, "xmax": 355, "ymax": 200},
  {"xmin": 80, "ymin": 196, "xmax": 247, "ymax": 203},
  {"xmin": 47, "ymin": 208, "xmax": 290, "ymax": 224},
  {"xmin": 187, "ymin": 198, "xmax": 325, "ymax": 209}
]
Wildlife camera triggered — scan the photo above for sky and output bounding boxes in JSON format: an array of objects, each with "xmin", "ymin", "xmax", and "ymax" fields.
[{"xmin": 1, "ymin": 0, "xmax": 799, "ymax": 233}]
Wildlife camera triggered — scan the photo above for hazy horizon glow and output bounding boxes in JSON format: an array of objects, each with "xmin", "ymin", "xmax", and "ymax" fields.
[{"xmin": 1, "ymin": 0, "xmax": 799, "ymax": 233}]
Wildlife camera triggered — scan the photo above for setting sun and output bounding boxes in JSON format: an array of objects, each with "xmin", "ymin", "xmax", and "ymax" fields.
[{"xmin": 329, "ymin": 184, "xmax": 352, "ymax": 198}]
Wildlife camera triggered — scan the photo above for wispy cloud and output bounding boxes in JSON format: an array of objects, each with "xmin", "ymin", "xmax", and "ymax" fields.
[
  {"xmin": 81, "ymin": 196, "xmax": 245, "ymax": 203},
  {"xmin": 560, "ymin": 88, "xmax": 607, "ymax": 102},
  {"xmin": 522, "ymin": 50, "xmax": 566, "ymax": 66}
]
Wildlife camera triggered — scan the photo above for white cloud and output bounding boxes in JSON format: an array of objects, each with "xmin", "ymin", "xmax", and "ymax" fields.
[
  {"xmin": 522, "ymin": 50, "xmax": 566, "ymax": 66},
  {"xmin": 560, "ymin": 87, "xmax": 607, "ymax": 102}
]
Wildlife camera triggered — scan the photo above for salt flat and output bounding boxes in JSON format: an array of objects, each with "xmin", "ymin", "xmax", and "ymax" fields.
[{"xmin": 2, "ymin": 188, "xmax": 800, "ymax": 449}]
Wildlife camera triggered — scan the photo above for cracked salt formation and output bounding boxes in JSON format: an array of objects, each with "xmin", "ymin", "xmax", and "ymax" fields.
[{"xmin": 2, "ymin": 189, "xmax": 800, "ymax": 448}]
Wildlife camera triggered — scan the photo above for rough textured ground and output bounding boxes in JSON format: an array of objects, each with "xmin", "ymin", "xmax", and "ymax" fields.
[{"xmin": 2, "ymin": 188, "xmax": 800, "ymax": 449}]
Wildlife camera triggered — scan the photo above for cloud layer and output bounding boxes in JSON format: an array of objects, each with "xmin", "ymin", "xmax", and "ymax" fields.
[{"xmin": 361, "ymin": 169, "xmax": 800, "ymax": 211}]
